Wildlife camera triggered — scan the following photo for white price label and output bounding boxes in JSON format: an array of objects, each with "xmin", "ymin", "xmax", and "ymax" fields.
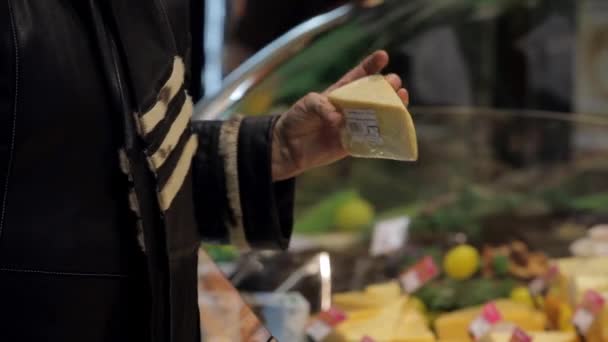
[
  {"xmin": 306, "ymin": 320, "xmax": 332, "ymax": 342},
  {"xmin": 469, "ymin": 317, "xmax": 492, "ymax": 339},
  {"xmin": 400, "ymin": 271, "xmax": 421, "ymax": 294},
  {"xmin": 370, "ymin": 216, "xmax": 410, "ymax": 256},
  {"xmin": 469, "ymin": 302, "xmax": 502, "ymax": 340},
  {"xmin": 528, "ymin": 278, "xmax": 545, "ymax": 296},
  {"xmin": 344, "ymin": 109, "xmax": 384, "ymax": 145},
  {"xmin": 572, "ymin": 308, "xmax": 595, "ymax": 333}
]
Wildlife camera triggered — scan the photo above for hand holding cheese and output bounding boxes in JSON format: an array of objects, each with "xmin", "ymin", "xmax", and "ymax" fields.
[
  {"xmin": 272, "ymin": 51, "xmax": 411, "ymax": 181},
  {"xmin": 328, "ymin": 75, "xmax": 417, "ymax": 161}
]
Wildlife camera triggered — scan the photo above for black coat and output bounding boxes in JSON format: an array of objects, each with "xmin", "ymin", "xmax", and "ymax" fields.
[{"xmin": 0, "ymin": 1, "xmax": 294, "ymax": 341}]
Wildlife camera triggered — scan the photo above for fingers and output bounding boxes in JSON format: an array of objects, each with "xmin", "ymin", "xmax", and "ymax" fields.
[
  {"xmin": 384, "ymin": 74, "xmax": 409, "ymax": 105},
  {"xmin": 386, "ymin": 74, "xmax": 409, "ymax": 105},
  {"xmin": 324, "ymin": 50, "xmax": 389, "ymax": 94},
  {"xmin": 303, "ymin": 92, "xmax": 344, "ymax": 127},
  {"xmin": 321, "ymin": 51, "xmax": 409, "ymax": 106},
  {"xmin": 397, "ymin": 88, "xmax": 409, "ymax": 105},
  {"xmin": 385, "ymin": 73, "xmax": 402, "ymax": 90},
  {"xmin": 360, "ymin": 50, "xmax": 389, "ymax": 75}
]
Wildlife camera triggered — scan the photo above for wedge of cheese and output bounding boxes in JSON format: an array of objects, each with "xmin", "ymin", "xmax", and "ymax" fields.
[
  {"xmin": 477, "ymin": 331, "xmax": 577, "ymax": 342},
  {"xmin": 434, "ymin": 300, "xmax": 547, "ymax": 340},
  {"xmin": 556, "ymin": 256, "xmax": 608, "ymax": 277},
  {"xmin": 330, "ymin": 298, "xmax": 435, "ymax": 342},
  {"xmin": 332, "ymin": 281, "xmax": 404, "ymax": 312},
  {"xmin": 553, "ymin": 257, "xmax": 608, "ymax": 305},
  {"xmin": 365, "ymin": 280, "xmax": 403, "ymax": 300},
  {"xmin": 328, "ymin": 75, "xmax": 417, "ymax": 161},
  {"xmin": 586, "ymin": 307, "xmax": 608, "ymax": 342}
]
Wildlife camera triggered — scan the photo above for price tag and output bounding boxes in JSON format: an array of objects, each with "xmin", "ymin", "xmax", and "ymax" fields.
[
  {"xmin": 361, "ymin": 336, "xmax": 376, "ymax": 342},
  {"xmin": 399, "ymin": 256, "xmax": 439, "ymax": 293},
  {"xmin": 572, "ymin": 289, "xmax": 606, "ymax": 334},
  {"xmin": 369, "ymin": 216, "xmax": 410, "ymax": 256},
  {"xmin": 306, "ymin": 320, "xmax": 333, "ymax": 342},
  {"xmin": 509, "ymin": 327, "xmax": 532, "ymax": 342},
  {"xmin": 469, "ymin": 302, "xmax": 502, "ymax": 340},
  {"xmin": 529, "ymin": 264, "xmax": 559, "ymax": 296},
  {"xmin": 572, "ymin": 309, "xmax": 595, "ymax": 334},
  {"xmin": 306, "ymin": 308, "xmax": 347, "ymax": 341}
]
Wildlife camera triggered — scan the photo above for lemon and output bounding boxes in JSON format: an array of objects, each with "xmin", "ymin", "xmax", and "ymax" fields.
[
  {"xmin": 509, "ymin": 286, "xmax": 534, "ymax": 308},
  {"xmin": 334, "ymin": 198, "xmax": 375, "ymax": 232},
  {"xmin": 443, "ymin": 244, "xmax": 480, "ymax": 280}
]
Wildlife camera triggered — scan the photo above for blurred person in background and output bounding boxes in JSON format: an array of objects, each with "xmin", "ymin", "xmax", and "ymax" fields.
[
  {"xmin": 226, "ymin": 0, "xmax": 348, "ymax": 71},
  {"xmin": 0, "ymin": 2, "xmax": 407, "ymax": 342}
]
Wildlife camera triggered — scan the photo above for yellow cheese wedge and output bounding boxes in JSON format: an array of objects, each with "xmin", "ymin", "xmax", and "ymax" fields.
[
  {"xmin": 328, "ymin": 75, "xmax": 417, "ymax": 161},
  {"xmin": 571, "ymin": 275, "xmax": 608, "ymax": 303},
  {"xmin": 586, "ymin": 307, "xmax": 608, "ymax": 342},
  {"xmin": 365, "ymin": 280, "xmax": 403, "ymax": 300},
  {"xmin": 553, "ymin": 257, "xmax": 608, "ymax": 305},
  {"xmin": 334, "ymin": 298, "xmax": 405, "ymax": 341},
  {"xmin": 477, "ymin": 331, "xmax": 577, "ymax": 342},
  {"xmin": 328, "ymin": 298, "xmax": 436, "ymax": 342},
  {"xmin": 332, "ymin": 291, "xmax": 387, "ymax": 311},
  {"xmin": 392, "ymin": 309, "xmax": 436, "ymax": 342},
  {"xmin": 434, "ymin": 300, "xmax": 547, "ymax": 340},
  {"xmin": 333, "ymin": 281, "xmax": 405, "ymax": 312}
]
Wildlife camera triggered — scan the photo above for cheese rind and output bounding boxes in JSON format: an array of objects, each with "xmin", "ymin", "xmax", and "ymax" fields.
[{"xmin": 328, "ymin": 75, "xmax": 418, "ymax": 161}]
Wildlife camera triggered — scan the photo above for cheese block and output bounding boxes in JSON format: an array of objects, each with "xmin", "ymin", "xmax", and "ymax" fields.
[
  {"xmin": 392, "ymin": 309, "xmax": 436, "ymax": 342},
  {"xmin": 554, "ymin": 257, "xmax": 608, "ymax": 305},
  {"xmin": 365, "ymin": 280, "xmax": 403, "ymax": 300},
  {"xmin": 556, "ymin": 256, "xmax": 608, "ymax": 277},
  {"xmin": 571, "ymin": 275, "xmax": 608, "ymax": 304},
  {"xmin": 330, "ymin": 299, "xmax": 435, "ymax": 342},
  {"xmin": 332, "ymin": 291, "xmax": 387, "ymax": 311},
  {"xmin": 333, "ymin": 281, "xmax": 404, "ymax": 312},
  {"xmin": 586, "ymin": 306, "xmax": 608, "ymax": 342},
  {"xmin": 434, "ymin": 300, "xmax": 547, "ymax": 340},
  {"xmin": 328, "ymin": 75, "xmax": 418, "ymax": 161},
  {"xmin": 477, "ymin": 331, "xmax": 577, "ymax": 342}
]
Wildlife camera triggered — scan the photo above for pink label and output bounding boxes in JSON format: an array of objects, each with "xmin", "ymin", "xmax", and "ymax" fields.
[
  {"xmin": 361, "ymin": 336, "xmax": 376, "ymax": 342},
  {"xmin": 318, "ymin": 307, "xmax": 347, "ymax": 326},
  {"xmin": 481, "ymin": 302, "xmax": 502, "ymax": 324},
  {"xmin": 306, "ymin": 308, "xmax": 348, "ymax": 341},
  {"xmin": 582, "ymin": 289, "xmax": 605, "ymax": 314},
  {"xmin": 572, "ymin": 290, "xmax": 606, "ymax": 334},
  {"xmin": 469, "ymin": 302, "xmax": 503, "ymax": 340},
  {"xmin": 529, "ymin": 264, "xmax": 559, "ymax": 295},
  {"xmin": 510, "ymin": 327, "xmax": 532, "ymax": 342},
  {"xmin": 399, "ymin": 256, "xmax": 439, "ymax": 293}
]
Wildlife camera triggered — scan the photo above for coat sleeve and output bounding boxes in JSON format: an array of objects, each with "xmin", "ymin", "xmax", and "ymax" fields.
[{"xmin": 190, "ymin": 116, "xmax": 295, "ymax": 250}]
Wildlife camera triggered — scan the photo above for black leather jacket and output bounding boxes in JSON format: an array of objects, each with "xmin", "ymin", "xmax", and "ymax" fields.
[{"xmin": 0, "ymin": 2, "xmax": 294, "ymax": 341}]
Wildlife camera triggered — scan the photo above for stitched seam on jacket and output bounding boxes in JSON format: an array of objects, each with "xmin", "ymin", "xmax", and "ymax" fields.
[
  {"xmin": 0, "ymin": 0, "xmax": 19, "ymax": 239},
  {"xmin": 0, "ymin": 267, "xmax": 128, "ymax": 278}
]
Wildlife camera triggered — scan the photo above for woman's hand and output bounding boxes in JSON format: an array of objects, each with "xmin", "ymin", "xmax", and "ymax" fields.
[{"xmin": 272, "ymin": 50, "xmax": 409, "ymax": 181}]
